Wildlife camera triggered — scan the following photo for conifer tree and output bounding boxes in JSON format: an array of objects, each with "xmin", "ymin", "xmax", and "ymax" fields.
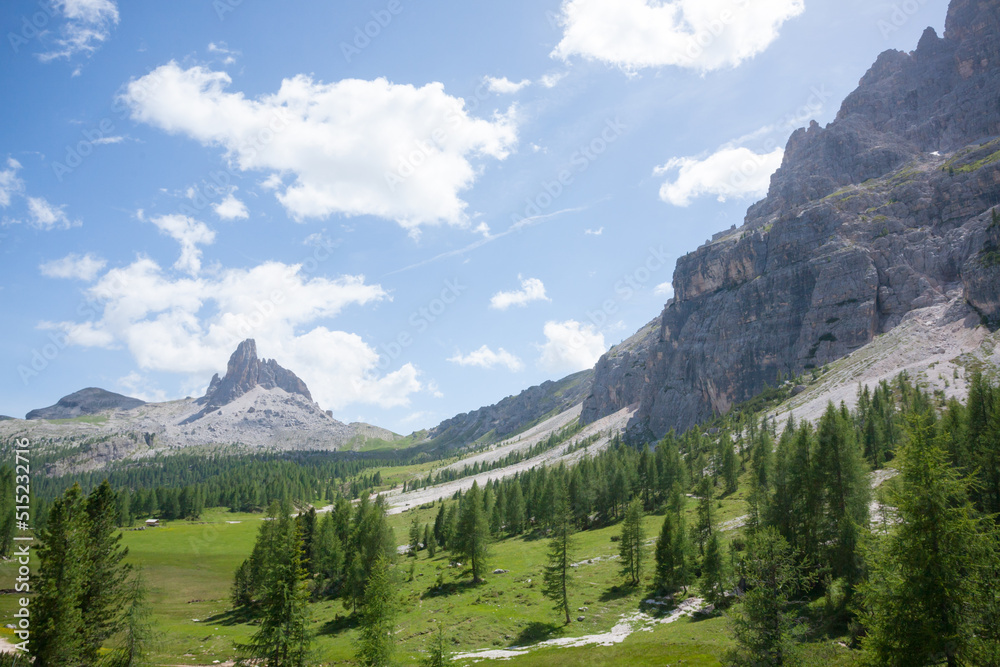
[
  {"xmin": 619, "ymin": 498, "xmax": 644, "ymax": 586},
  {"xmin": 654, "ymin": 512, "xmax": 690, "ymax": 595},
  {"xmin": 423, "ymin": 623, "xmax": 450, "ymax": 666},
  {"xmin": 33, "ymin": 484, "xmax": 89, "ymax": 666},
  {"xmin": 700, "ymin": 533, "xmax": 727, "ymax": 607},
  {"xmin": 103, "ymin": 570, "xmax": 156, "ymax": 667},
  {"xmin": 725, "ymin": 527, "xmax": 811, "ymax": 667},
  {"xmin": 542, "ymin": 489, "xmax": 575, "ymax": 624},
  {"xmin": 236, "ymin": 502, "xmax": 312, "ymax": 666},
  {"xmin": 815, "ymin": 403, "xmax": 870, "ymax": 585},
  {"xmin": 81, "ymin": 480, "xmax": 132, "ymax": 662},
  {"xmin": 858, "ymin": 413, "xmax": 1000, "ymax": 666},
  {"xmin": 457, "ymin": 482, "xmax": 490, "ymax": 583},
  {"xmin": 355, "ymin": 554, "xmax": 398, "ymax": 667},
  {"xmin": 504, "ymin": 482, "xmax": 525, "ymax": 535}
]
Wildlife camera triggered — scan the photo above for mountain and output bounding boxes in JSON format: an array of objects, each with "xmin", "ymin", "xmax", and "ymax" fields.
[
  {"xmin": 418, "ymin": 369, "xmax": 593, "ymax": 451},
  {"xmin": 184, "ymin": 339, "xmax": 313, "ymax": 423},
  {"xmin": 4, "ymin": 340, "xmax": 399, "ymax": 473},
  {"xmin": 584, "ymin": 0, "xmax": 1000, "ymax": 438},
  {"xmin": 26, "ymin": 387, "xmax": 146, "ymax": 420}
]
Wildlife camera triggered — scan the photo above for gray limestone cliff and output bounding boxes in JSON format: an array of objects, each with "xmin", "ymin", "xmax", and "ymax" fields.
[{"xmin": 583, "ymin": 0, "xmax": 1000, "ymax": 438}]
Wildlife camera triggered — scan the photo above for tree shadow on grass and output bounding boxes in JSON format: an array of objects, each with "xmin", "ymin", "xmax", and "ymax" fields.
[
  {"xmin": 317, "ymin": 613, "xmax": 359, "ymax": 637},
  {"xmin": 598, "ymin": 584, "xmax": 634, "ymax": 603},
  {"xmin": 201, "ymin": 607, "xmax": 256, "ymax": 627},
  {"xmin": 422, "ymin": 578, "xmax": 483, "ymax": 599},
  {"xmin": 512, "ymin": 621, "xmax": 563, "ymax": 646}
]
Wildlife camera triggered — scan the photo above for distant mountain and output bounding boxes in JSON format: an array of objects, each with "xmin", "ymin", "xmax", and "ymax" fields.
[
  {"xmin": 185, "ymin": 339, "xmax": 313, "ymax": 423},
  {"xmin": 584, "ymin": 0, "xmax": 1000, "ymax": 438},
  {"xmin": 419, "ymin": 369, "xmax": 593, "ymax": 451},
  {"xmin": 26, "ymin": 387, "xmax": 145, "ymax": 420}
]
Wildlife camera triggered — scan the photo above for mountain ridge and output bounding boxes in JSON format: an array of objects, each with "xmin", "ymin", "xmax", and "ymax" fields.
[{"xmin": 583, "ymin": 0, "xmax": 1000, "ymax": 438}]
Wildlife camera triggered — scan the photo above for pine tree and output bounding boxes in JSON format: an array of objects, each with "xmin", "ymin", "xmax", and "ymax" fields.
[
  {"xmin": 815, "ymin": 403, "xmax": 870, "ymax": 586},
  {"xmin": 355, "ymin": 554, "xmax": 398, "ymax": 667},
  {"xmin": 409, "ymin": 514, "xmax": 422, "ymax": 556},
  {"xmin": 700, "ymin": 533, "xmax": 727, "ymax": 607},
  {"xmin": 457, "ymin": 482, "xmax": 490, "ymax": 583},
  {"xmin": 858, "ymin": 413, "xmax": 1000, "ymax": 666},
  {"xmin": 103, "ymin": 570, "xmax": 156, "ymax": 667},
  {"xmin": 542, "ymin": 489, "xmax": 575, "ymax": 624},
  {"xmin": 619, "ymin": 498, "xmax": 644, "ymax": 586},
  {"xmin": 695, "ymin": 477, "xmax": 714, "ymax": 557},
  {"xmin": 81, "ymin": 480, "xmax": 132, "ymax": 662},
  {"xmin": 423, "ymin": 623, "xmax": 450, "ymax": 666},
  {"xmin": 33, "ymin": 484, "xmax": 88, "ymax": 666},
  {"xmin": 654, "ymin": 512, "xmax": 689, "ymax": 595},
  {"xmin": 504, "ymin": 482, "xmax": 525, "ymax": 535},
  {"xmin": 725, "ymin": 527, "xmax": 812, "ymax": 667},
  {"xmin": 310, "ymin": 512, "xmax": 344, "ymax": 600},
  {"xmin": 236, "ymin": 503, "xmax": 312, "ymax": 666}
]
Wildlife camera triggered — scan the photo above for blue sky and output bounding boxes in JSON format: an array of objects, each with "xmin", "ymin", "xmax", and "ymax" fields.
[{"xmin": 0, "ymin": 0, "xmax": 949, "ymax": 432}]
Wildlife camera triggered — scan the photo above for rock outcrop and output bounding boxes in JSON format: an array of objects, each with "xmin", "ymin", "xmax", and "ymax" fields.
[
  {"xmin": 26, "ymin": 387, "xmax": 145, "ymax": 420},
  {"xmin": 191, "ymin": 339, "xmax": 313, "ymax": 420},
  {"xmin": 583, "ymin": 0, "xmax": 1000, "ymax": 438}
]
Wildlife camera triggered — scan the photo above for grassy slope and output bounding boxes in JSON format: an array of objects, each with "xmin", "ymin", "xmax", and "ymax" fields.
[{"xmin": 0, "ymin": 481, "xmax": 857, "ymax": 665}]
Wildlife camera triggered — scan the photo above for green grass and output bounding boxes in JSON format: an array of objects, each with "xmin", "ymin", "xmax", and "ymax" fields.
[{"xmin": 0, "ymin": 475, "xmax": 858, "ymax": 665}]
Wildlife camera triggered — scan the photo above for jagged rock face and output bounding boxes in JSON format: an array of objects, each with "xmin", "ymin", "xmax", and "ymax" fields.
[
  {"xmin": 26, "ymin": 387, "xmax": 145, "ymax": 420},
  {"xmin": 583, "ymin": 0, "xmax": 1000, "ymax": 438},
  {"xmin": 199, "ymin": 339, "xmax": 313, "ymax": 411},
  {"xmin": 426, "ymin": 370, "xmax": 593, "ymax": 449}
]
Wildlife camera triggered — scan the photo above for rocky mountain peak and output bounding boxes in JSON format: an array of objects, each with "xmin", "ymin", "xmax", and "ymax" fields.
[
  {"xmin": 582, "ymin": 0, "xmax": 1000, "ymax": 439},
  {"xmin": 26, "ymin": 387, "xmax": 145, "ymax": 420},
  {"xmin": 198, "ymin": 339, "xmax": 313, "ymax": 412}
]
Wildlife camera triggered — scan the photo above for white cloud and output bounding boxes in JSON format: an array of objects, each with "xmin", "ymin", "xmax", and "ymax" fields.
[
  {"xmin": 39, "ymin": 0, "xmax": 120, "ymax": 62},
  {"xmin": 655, "ymin": 146, "xmax": 783, "ymax": 206},
  {"xmin": 44, "ymin": 257, "xmax": 421, "ymax": 410},
  {"xmin": 40, "ymin": 252, "xmax": 107, "ymax": 281},
  {"xmin": 121, "ymin": 63, "xmax": 518, "ymax": 232},
  {"xmin": 213, "ymin": 192, "xmax": 249, "ymax": 220},
  {"xmin": 489, "ymin": 276, "xmax": 550, "ymax": 311},
  {"xmin": 538, "ymin": 320, "xmax": 606, "ymax": 373},
  {"xmin": 0, "ymin": 159, "xmax": 24, "ymax": 207},
  {"xmin": 148, "ymin": 213, "xmax": 216, "ymax": 275},
  {"xmin": 585, "ymin": 226, "xmax": 603, "ymax": 236},
  {"xmin": 551, "ymin": 0, "xmax": 804, "ymax": 72},
  {"xmin": 27, "ymin": 196, "xmax": 80, "ymax": 230},
  {"xmin": 485, "ymin": 76, "xmax": 531, "ymax": 94},
  {"xmin": 448, "ymin": 345, "xmax": 524, "ymax": 372},
  {"xmin": 654, "ymin": 282, "xmax": 675, "ymax": 299},
  {"xmin": 117, "ymin": 371, "xmax": 168, "ymax": 403},
  {"xmin": 539, "ymin": 72, "xmax": 567, "ymax": 88},
  {"xmin": 207, "ymin": 42, "xmax": 239, "ymax": 65}
]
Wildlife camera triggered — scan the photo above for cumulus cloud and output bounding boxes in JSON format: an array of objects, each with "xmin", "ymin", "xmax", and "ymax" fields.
[
  {"xmin": 43, "ymin": 257, "xmax": 421, "ymax": 409},
  {"xmin": 538, "ymin": 320, "xmax": 606, "ymax": 373},
  {"xmin": 489, "ymin": 276, "xmax": 550, "ymax": 311},
  {"xmin": 39, "ymin": 0, "xmax": 120, "ymax": 62},
  {"xmin": 213, "ymin": 192, "xmax": 249, "ymax": 220},
  {"xmin": 26, "ymin": 196, "xmax": 81, "ymax": 230},
  {"xmin": 485, "ymin": 76, "xmax": 531, "ymax": 94},
  {"xmin": 551, "ymin": 0, "xmax": 804, "ymax": 72},
  {"xmin": 147, "ymin": 213, "xmax": 216, "ymax": 275},
  {"xmin": 40, "ymin": 252, "xmax": 107, "ymax": 281},
  {"xmin": 120, "ymin": 63, "xmax": 518, "ymax": 232},
  {"xmin": 448, "ymin": 345, "xmax": 524, "ymax": 372},
  {"xmin": 0, "ymin": 159, "xmax": 24, "ymax": 207},
  {"xmin": 654, "ymin": 281, "xmax": 675, "ymax": 299},
  {"xmin": 655, "ymin": 146, "xmax": 783, "ymax": 206}
]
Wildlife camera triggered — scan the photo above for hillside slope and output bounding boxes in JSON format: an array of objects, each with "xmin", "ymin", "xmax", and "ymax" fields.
[{"xmin": 584, "ymin": 0, "xmax": 1000, "ymax": 438}]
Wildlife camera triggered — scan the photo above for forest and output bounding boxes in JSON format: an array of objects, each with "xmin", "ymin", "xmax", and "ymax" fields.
[{"xmin": 9, "ymin": 372, "xmax": 1000, "ymax": 665}]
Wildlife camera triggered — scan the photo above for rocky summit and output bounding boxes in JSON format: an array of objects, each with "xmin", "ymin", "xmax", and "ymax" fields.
[
  {"xmin": 583, "ymin": 0, "xmax": 1000, "ymax": 438},
  {"xmin": 186, "ymin": 339, "xmax": 313, "ymax": 423},
  {"xmin": 26, "ymin": 387, "xmax": 146, "ymax": 420}
]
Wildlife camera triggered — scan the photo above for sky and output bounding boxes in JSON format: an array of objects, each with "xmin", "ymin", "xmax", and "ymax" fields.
[{"xmin": 0, "ymin": 0, "xmax": 950, "ymax": 433}]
